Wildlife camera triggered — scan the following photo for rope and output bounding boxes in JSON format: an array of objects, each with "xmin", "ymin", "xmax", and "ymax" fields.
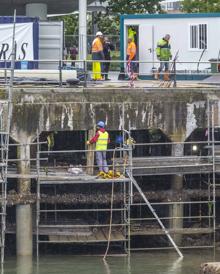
[{"xmin": 103, "ymin": 148, "xmax": 116, "ymax": 260}]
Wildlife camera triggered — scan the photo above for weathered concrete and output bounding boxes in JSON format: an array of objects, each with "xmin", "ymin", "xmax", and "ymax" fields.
[
  {"xmin": 0, "ymin": 0, "xmax": 94, "ymax": 15},
  {"xmin": 86, "ymin": 128, "xmax": 95, "ymax": 175},
  {"xmin": 16, "ymin": 205, "xmax": 32, "ymax": 256},
  {"xmin": 199, "ymin": 263, "xmax": 220, "ymax": 274},
  {"xmin": 8, "ymin": 87, "xmax": 218, "ymax": 142},
  {"xmin": 16, "ymin": 143, "xmax": 32, "ymax": 256},
  {"xmin": 26, "ymin": 3, "xmax": 47, "ymax": 20},
  {"xmin": 17, "ymin": 144, "xmax": 31, "ymax": 193},
  {"xmin": 16, "ymin": 255, "xmax": 33, "ymax": 274},
  {"xmin": 169, "ymin": 143, "xmax": 184, "ymax": 245}
]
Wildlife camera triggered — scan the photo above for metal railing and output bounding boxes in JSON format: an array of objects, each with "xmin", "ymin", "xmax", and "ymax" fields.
[{"xmin": 0, "ymin": 59, "xmax": 219, "ymax": 88}]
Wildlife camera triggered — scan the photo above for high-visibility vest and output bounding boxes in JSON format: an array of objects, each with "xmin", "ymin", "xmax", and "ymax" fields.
[
  {"xmin": 127, "ymin": 41, "xmax": 136, "ymax": 60},
  {"xmin": 96, "ymin": 131, "xmax": 109, "ymax": 151},
  {"xmin": 92, "ymin": 37, "xmax": 103, "ymax": 53},
  {"xmin": 156, "ymin": 38, "xmax": 172, "ymax": 61},
  {"xmin": 128, "ymin": 28, "xmax": 136, "ymax": 42}
]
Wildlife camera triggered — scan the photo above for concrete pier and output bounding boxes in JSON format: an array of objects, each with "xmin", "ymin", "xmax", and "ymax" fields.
[
  {"xmin": 16, "ymin": 144, "xmax": 32, "ymax": 256},
  {"xmin": 25, "ymin": 3, "xmax": 47, "ymax": 21},
  {"xmin": 16, "ymin": 255, "xmax": 33, "ymax": 274},
  {"xmin": 169, "ymin": 143, "xmax": 184, "ymax": 245},
  {"xmin": 16, "ymin": 206, "xmax": 32, "ymax": 256}
]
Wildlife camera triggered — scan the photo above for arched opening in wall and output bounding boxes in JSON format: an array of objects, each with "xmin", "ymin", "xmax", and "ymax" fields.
[
  {"xmin": 37, "ymin": 130, "xmax": 128, "ymax": 171},
  {"xmin": 36, "ymin": 129, "xmax": 172, "ymax": 168},
  {"xmin": 147, "ymin": 128, "xmax": 171, "ymax": 157},
  {"xmin": 131, "ymin": 129, "xmax": 172, "ymax": 192},
  {"xmin": 37, "ymin": 131, "xmax": 86, "ymax": 167},
  {"xmin": 184, "ymin": 128, "xmax": 208, "ymax": 156},
  {"xmin": 183, "ymin": 128, "xmax": 214, "ymax": 247},
  {"xmin": 128, "ymin": 128, "xmax": 172, "ymax": 157}
]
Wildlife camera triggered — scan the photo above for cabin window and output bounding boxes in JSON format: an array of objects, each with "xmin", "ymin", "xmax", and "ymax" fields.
[{"xmin": 189, "ymin": 24, "xmax": 207, "ymax": 50}]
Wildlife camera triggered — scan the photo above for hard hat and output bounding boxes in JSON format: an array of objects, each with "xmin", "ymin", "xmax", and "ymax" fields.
[
  {"xmin": 97, "ymin": 121, "xmax": 105, "ymax": 128},
  {"xmin": 96, "ymin": 31, "xmax": 103, "ymax": 36}
]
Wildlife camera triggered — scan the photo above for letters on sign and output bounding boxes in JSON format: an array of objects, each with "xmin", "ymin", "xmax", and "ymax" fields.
[{"xmin": 0, "ymin": 23, "xmax": 34, "ymax": 61}]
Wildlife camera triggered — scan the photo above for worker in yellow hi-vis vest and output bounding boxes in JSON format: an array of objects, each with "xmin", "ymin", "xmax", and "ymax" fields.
[
  {"xmin": 86, "ymin": 121, "xmax": 110, "ymax": 175},
  {"xmin": 128, "ymin": 27, "xmax": 136, "ymax": 42},
  {"xmin": 91, "ymin": 31, "xmax": 104, "ymax": 80}
]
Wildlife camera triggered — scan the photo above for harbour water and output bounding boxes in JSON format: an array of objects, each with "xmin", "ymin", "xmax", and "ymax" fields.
[{"xmin": 2, "ymin": 250, "xmax": 219, "ymax": 274}]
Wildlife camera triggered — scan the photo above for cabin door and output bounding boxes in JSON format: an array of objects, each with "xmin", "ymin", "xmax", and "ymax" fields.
[
  {"xmin": 126, "ymin": 25, "xmax": 139, "ymax": 72},
  {"xmin": 139, "ymin": 24, "xmax": 154, "ymax": 77}
]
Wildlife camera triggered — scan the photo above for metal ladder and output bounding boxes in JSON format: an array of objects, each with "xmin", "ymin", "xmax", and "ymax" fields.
[
  {"xmin": 0, "ymin": 10, "xmax": 16, "ymax": 264},
  {"xmin": 123, "ymin": 128, "xmax": 182, "ymax": 257},
  {"xmin": 0, "ymin": 97, "xmax": 12, "ymax": 264},
  {"xmin": 126, "ymin": 172, "xmax": 183, "ymax": 258},
  {"xmin": 208, "ymin": 100, "xmax": 219, "ymax": 249}
]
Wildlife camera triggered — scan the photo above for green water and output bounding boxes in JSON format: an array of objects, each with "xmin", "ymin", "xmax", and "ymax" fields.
[{"xmin": 3, "ymin": 250, "xmax": 218, "ymax": 274}]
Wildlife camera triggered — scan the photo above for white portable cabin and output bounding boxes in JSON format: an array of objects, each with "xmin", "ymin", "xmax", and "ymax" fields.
[{"xmin": 120, "ymin": 13, "xmax": 220, "ymax": 76}]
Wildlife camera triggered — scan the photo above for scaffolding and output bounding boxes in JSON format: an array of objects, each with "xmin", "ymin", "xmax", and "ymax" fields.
[
  {"xmin": 0, "ymin": 97, "xmax": 12, "ymax": 264},
  {"xmin": 0, "ymin": 11, "xmax": 16, "ymax": 264},
  {"xmin": 123, "ymin": 99, "xmax": 218, "ymax": 252},
  {"xmin": 125, "ymin": 143, "xmax": 216, "ymax": 251},
  {"xmin": 36, "ymin": 144, "xmax": 132, "ymax": 258},
  {"xmin": 35, "ymin": 130, "xmax": 185, "ymax": 258},
  {"xmin": 2, "ymin": 99, "xmax": 220, "ymax": 260}
]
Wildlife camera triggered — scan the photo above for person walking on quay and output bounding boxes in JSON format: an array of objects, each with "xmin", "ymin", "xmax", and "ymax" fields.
[
  {"xmin": 103, "ymin": 37, "xmax": 114, "ymax": 80},
  {"xmin": 69, "ymin": 45, "xmax": 78, "ymax": 67},
  {"xmin": 126, "ymin": 37, "xmax": 137, "ymax": 80},
  {"xmin": 91, "ymin": 31, "xmax": 104, "ymax": 80},
  {"xmin": 86, "ymin": 121, "xmax": 109, "ymax": 175},
  {"xmin": 155, "ymin": 34, "xmax": 172, "ymax": 81}
]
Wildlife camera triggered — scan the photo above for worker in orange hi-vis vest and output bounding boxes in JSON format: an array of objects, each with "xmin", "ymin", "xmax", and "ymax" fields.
[
  {"xmin": 92, "ymin": 31, "xmax": 104, "ymax": 80},
  {"xmin": 126, "ymin": 37, "xmax": 137, "ymax": 80}
]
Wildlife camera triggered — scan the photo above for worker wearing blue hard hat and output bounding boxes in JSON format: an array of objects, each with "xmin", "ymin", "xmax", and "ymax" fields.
[
  {"xmin": 86, "ymin": 120, "xmax": 110, "ymax": 176},
  {"xmin": 97, "ymin": 121, "xmax": 105, "ymax": 128}
]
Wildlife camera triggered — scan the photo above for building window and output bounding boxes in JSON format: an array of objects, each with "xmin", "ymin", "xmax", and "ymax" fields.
[
  {"xmin": 190, "ymin": 24, "xmax": 207, "ymax": 50},
  {"xmin": 160, "ymin": 0, "xmax": 182, "ymax": 11}
]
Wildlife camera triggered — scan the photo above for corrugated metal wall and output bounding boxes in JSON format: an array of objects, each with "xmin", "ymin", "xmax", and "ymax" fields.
[{"xmin": 39, "ymin": 21, "xmax": 63, "ymax": 69}]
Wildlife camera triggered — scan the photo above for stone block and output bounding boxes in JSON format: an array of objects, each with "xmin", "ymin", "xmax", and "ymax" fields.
[{"xmin": 199, "ymin": 263, "xmax": 220, "ymax": 274}]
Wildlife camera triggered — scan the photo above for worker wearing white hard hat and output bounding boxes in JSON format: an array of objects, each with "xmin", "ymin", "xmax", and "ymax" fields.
[
  {"xmin": 96, "ymin": 31, "xmax": 103, "ymax": 36},
  {"xmin": 92, "ymin": 31, "xmax": 104, "ymax": 80}
]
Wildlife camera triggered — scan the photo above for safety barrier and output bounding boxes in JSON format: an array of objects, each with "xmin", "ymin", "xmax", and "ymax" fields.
[{"xmin": 0, "ymin": 59, "xmax": 219, "ymax": 88}]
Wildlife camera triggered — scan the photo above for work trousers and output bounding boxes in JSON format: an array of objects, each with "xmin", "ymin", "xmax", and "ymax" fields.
[
  {"xmin": 92, "ymin": 62, "xmax": 102, "ymax": 80},
  {"xmin": 96, "ymin": 151, "xmax": 108, "ymax": 173},
  {"xmin": 158, "ymin": 61, "xmax": 169, "ymax": 72},
  {"xmin": 103, "ymin": 61, "xmax": 110, "ymax": 79}
]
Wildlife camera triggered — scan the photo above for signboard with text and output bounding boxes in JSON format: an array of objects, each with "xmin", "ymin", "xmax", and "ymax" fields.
[{"xmin": 0, "ymin": 23, "xmax": 34, "ymax": 61}]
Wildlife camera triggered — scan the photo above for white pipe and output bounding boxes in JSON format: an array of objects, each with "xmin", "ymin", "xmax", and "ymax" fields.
[{"xmin": 79, "ymin": 0, "xmax": 87, "ymax": 62}]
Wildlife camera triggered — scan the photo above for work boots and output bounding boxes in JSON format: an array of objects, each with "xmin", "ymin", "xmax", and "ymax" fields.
[
  {"xmin": 163, "ymin": 71, "xmax": 170, "ymax": 81},
  {"xmin": 154, "ymin": 71, "xmax": 160, "ymax": 80}
]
